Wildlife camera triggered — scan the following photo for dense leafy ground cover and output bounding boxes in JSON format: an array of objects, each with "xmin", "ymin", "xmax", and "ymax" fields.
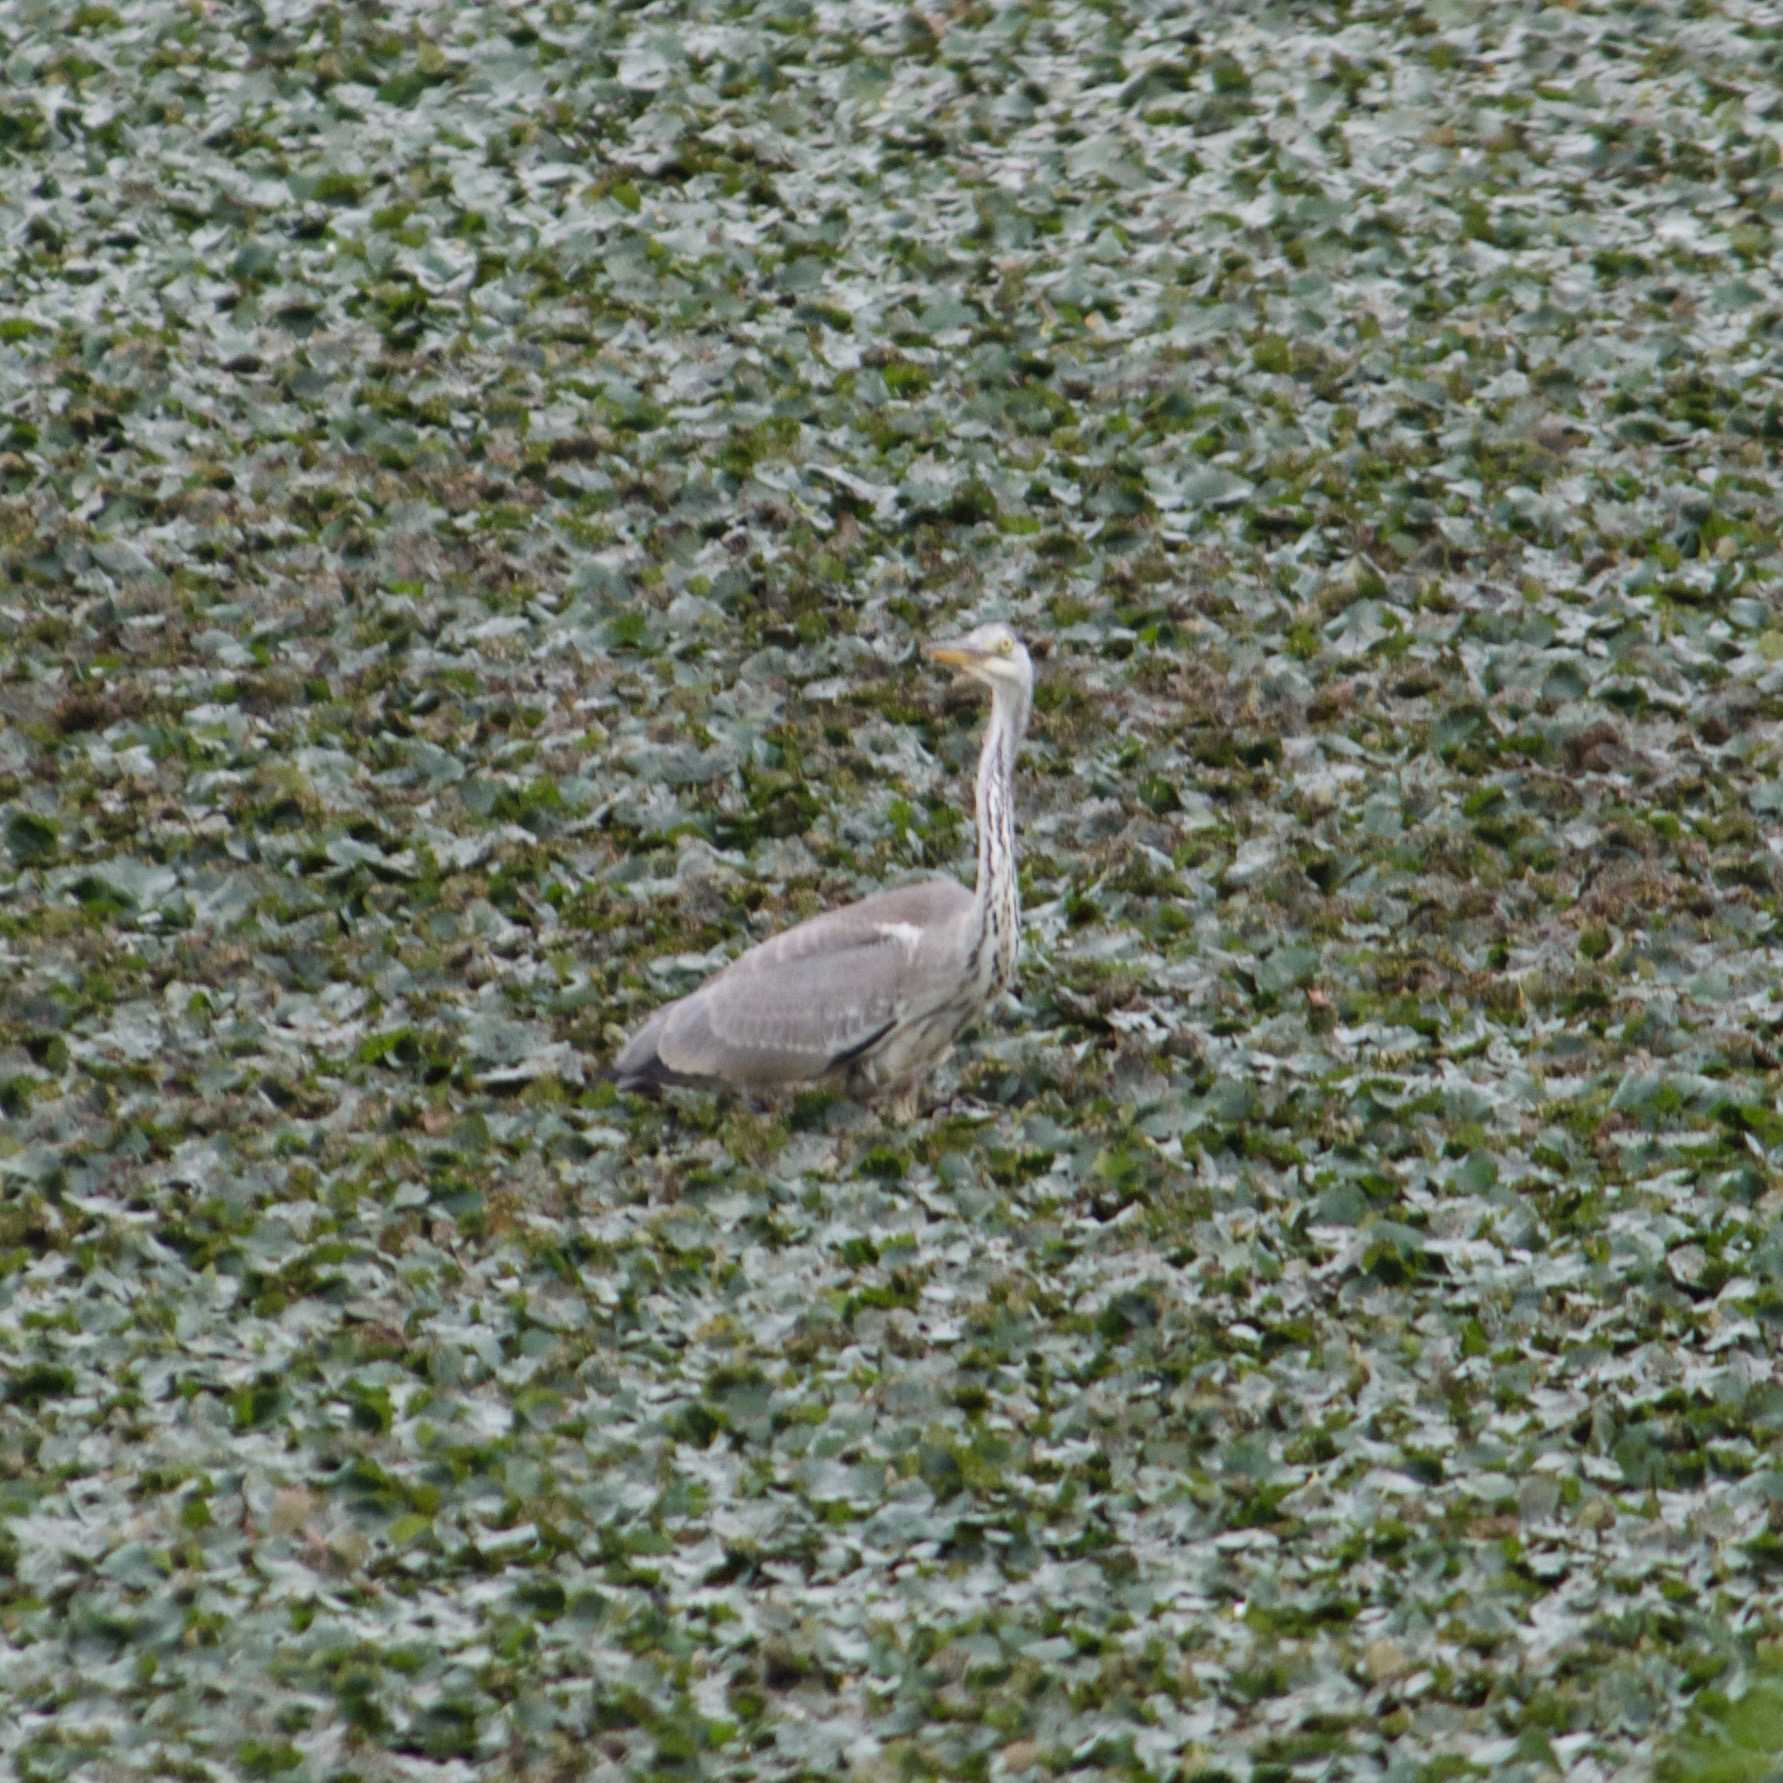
[{"xmin": 2, "ymin": 1, "xmax": 1781, "ymax": 1777}]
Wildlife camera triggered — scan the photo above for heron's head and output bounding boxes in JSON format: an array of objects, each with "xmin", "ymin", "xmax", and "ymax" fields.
[{"xmin": 924, "ymin": 623, "xmax": 1033, "ymax": 699}]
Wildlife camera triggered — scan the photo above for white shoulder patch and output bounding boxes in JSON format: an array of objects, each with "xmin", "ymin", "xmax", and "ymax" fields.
[{"xmin": 874, "ymin": 921, "xmax": 925, "ymax": 956}]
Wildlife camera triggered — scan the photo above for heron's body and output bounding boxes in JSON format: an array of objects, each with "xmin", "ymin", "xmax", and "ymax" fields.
[{"xmin": 610, "ymin": 624, "xmax": 1032, "ymax": 1118}]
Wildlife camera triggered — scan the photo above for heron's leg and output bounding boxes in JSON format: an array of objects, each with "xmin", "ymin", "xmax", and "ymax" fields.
[{"xmin": 886, "ymin": 1083, "xmax": 921, "ymax": 1124}]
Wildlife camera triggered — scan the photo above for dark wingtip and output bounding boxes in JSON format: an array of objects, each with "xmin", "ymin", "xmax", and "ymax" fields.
[
  {"xmin": 825, "ymin": 1018, "xmax": 897, "ymax": 1073},
  {"xmin": 605, "ymin": 1052, "xmax": 695, "ymax": 1098}
]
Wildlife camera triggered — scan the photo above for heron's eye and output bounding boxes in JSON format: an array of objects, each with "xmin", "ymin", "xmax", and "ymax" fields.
[{"xmin": 997, "ymin": 636, "xmax": 1013, "ymax": 656}]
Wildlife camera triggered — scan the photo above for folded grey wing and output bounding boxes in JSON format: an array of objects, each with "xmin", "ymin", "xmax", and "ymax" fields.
[{"xmin": 612, "ymin": 879, "xmax": 972, "ymax": 1091}]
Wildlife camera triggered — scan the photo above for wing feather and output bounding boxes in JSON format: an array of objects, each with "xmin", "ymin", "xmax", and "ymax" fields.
[
  {"xmin": 715, "ymin": 879, "xmax": 971, "ymax": 977},
  {"xmin": 614, "ymin": 878, "xmax": 973, "ymax": 1091}
]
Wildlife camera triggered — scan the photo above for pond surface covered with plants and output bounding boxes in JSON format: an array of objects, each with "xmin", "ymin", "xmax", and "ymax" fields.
[{"xmin": 1, "ymin": 1, "xmax": 1780, "ymax": 1777}]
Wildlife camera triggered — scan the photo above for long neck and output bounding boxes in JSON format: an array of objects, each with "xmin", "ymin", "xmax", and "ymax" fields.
[{"xmin": 971, "ymin": 682, "xmax": 1027, "ymax": 987}]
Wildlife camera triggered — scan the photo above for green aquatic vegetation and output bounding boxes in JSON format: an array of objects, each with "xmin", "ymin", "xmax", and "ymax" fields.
[{"xmin": 1, "ymin": 0, "xmax": 1780, "ymax": 1776}]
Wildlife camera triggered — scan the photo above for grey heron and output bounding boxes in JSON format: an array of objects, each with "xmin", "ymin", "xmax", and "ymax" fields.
[{"xmin": 609, "ymin": 623, "xmax": 1033, "ymax": 1119}]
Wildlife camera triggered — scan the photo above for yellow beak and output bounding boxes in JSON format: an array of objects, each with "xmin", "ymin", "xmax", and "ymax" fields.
[{"xmin": 924, "ymin": 641, "xmax": 980, "ymax": 670}]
